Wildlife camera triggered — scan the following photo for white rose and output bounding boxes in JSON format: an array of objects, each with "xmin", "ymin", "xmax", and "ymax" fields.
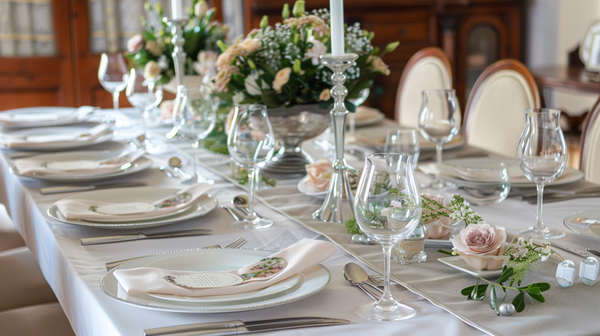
[
  {"xmin": 305, "ymin": 36, "xmax": 327, "ymax": 65},
  {"xmin": 239, "ymin": 38, "xmax": 261, "ymax": 54},
  {"xmin": 452, "ymin": 222, "xmax": 509, "ymax": 270},
  {"xmin": 143, "ymin": 61, "xmax": 161, "ymax": 79},
  {"xmin": 244, "ymin": 72, "xmax": 263, "ymax": 96},
  {"xmin": 272, "ymin": 67, "xmax": 291, "ymax": 93}
]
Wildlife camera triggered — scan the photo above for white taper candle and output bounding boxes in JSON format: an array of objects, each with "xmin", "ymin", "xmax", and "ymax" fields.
[
  {"xmin": 329, "ymin": 0, "xmax": 345, "ymax": 57},
  {"xmin": 171, "ymin": 0, "xmax": 186, "ymax": 20}
]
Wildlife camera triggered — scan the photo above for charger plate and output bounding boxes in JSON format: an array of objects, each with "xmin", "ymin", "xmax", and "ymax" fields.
[
  {"xmin": 100, "ymin": 248, "xmax": 330, "ymax": 313},
  {"xmin": 563, "ymin": 209, "xmax": 600, "ymax": 241}
]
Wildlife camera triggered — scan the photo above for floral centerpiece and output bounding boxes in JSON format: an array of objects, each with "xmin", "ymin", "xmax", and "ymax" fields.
[
  {"xmin": 421, "ymin": 194, "xmax": 482, "ymax": 239},
  {"xmin": 125, "ymin": 0, "xmax": 228, "ymax": 85},
  {"xmin": 213, "ymin": 0, "xmax": 398, "ymax": 111}
]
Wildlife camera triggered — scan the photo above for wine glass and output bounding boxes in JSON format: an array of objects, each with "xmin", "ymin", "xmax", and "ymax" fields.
[
  {"xmin": 172, "ymin": 85, "xmax": 216, "ymax": 183},
  {"xmin": 517, "ymin": 108, "xmax": 567, "ymax": 239},
  {"xmin": 384, "ymin": 129, "xmax": 420, "ymax": 167},
  {"xmin": 98, "ymin": 53, "xmax": 129, "ymax": 126},
  {"xmin": 126, "ymin": 68, "xmax": 163, "ymax": 153},
  {"xmin": 418, "ymin": 89, "xmax": 461, "ymax": 190},
  {"xmin": 353, "ymin": 153, "xmax": 422, "ymax": 321},
  {"xmin": 227, "ymin": 104, "xmax": 276, "ymax": 229}
]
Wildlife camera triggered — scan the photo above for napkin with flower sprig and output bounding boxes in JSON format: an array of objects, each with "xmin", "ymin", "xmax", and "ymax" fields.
[
  {"xmin": 113, "ymin": 239, "xmax": 337, "ymax": 296},
  {"xmin": 55, "ymin": 183, "xmax": 211, "ymax": 221},
  {"xmin": 14, "ymin": 150, "xmax": 145, "ymax": 176},
  {"xmin": 0, "ymin": 123, "xmax": 111, "ymax": 149}
]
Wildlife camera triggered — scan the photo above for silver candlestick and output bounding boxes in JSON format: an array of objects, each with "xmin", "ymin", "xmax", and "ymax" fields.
[
  {"xmin": 313, "ymin": 53, "xmax": 359, "ymax": 223},
  {"xmin": 167, "ymin": 18, "xmax": 189, "ymax": 86}
]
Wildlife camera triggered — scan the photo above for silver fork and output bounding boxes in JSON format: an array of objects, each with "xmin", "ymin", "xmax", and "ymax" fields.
[{"xmin": 105, "ymin": 237, "xmax": 248, "ymax": 270}]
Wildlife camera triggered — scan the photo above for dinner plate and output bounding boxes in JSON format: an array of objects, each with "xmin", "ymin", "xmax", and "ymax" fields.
[
  {"xmin": 438, "ymin": 256, "xmax": 502, "ymax": 279},
  {"xmin": 11, "ymin": 151, "xmax": 152, "ymax": 182},
  {"xmin": 297, "ymin": 175, "xmax": 328, "ymax": 199},
  {"xmin": 100, "ymin": 248, "xmax": 331, "ymax": 313},
  {"xmin": 352, "ymin": 107, "xmax": 385, "ymax": 127},
  {"xmin": 440, "ymin": 158, "xmax": 584, "ymax": 187},
  {"xmin": 0, "ymin": 122, "xmax": 114, "ymax": 151},
  {"xmin": 563, "ymin": 209, "xmax": 600, "ymax": 241},
  {"xmin": 0, "ymin": 106, "xmax": 94, "ymax": 128},
  {"xmin": 47, "ymin": 187, "xmax": 218, "ymax": 229}
]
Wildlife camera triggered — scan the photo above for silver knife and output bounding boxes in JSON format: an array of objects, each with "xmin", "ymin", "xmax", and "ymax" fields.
[
  {"xmin": 40, "ymin": 182, "xmax": 146, "ymax": 195},
  {"xmin": 81, "ymin": 229, "xmax": 212, "ymax": 246},
  {"xmin": 143, "ymin": 317, "xmax": 350, "ymax": 336}
]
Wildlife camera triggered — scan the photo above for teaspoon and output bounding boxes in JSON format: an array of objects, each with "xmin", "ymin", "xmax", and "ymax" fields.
[
  {"xmin": 343, "ymin": 263, "xmax": 382, "ymax": 300},
  {"xmin": 345, "ymin": 262, "xmax": 384, "ymax": 294}
]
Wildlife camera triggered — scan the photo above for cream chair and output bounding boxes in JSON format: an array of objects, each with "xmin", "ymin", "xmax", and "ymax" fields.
[
  {"xmin": 0, "ymin": 203, "xmax": 25, "ymax": 252},
  {"xmin": 462, "ymin": 59, "xmax": 541, "ymax": 158},
  {"xmin": 0, "ymin": 302, "xmax": 75, "ymax": 336},
  {"xmin": 395, "ymin": 47, "xmax": 454, "ymax": 129},
  {"xmin": 580, "ymin": 96, "xmax": 600, "ymax": 184}
]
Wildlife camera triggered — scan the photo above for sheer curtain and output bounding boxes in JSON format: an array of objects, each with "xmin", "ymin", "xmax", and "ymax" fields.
[{"xmin": 0, "ymin": 0, "xmax": 56, "ymax": 57}]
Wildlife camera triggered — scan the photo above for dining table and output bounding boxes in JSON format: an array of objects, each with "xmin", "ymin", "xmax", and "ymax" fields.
[{"xmin": 1, "ymin": 108, "xmax": 599, "ymax": 336}]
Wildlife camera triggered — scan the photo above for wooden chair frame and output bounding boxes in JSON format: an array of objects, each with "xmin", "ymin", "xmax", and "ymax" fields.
[{"xmin": 580, "ymin": 95, "xmax": 600, "ymax": 175}]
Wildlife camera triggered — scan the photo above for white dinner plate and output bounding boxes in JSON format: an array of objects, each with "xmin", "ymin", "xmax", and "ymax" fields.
[
  {"xmin": 0, "ymin": 122, "xmax": 114, "ymax": 151},
  {"xmin": 438, "ymin": 256, "xmax": 503, "ymax": 279},
  {"xmin": 297, "ymin": 175, "xmax": 328, "ymax": 199},
  {"xmin": 563, "ymin": 209, "xmax": 600, "ymax": 241},
  {"xmin": 0, "ymin": 106, "xmax": 94, "ymax": 129},
  {"xmin": 352, "ymin": 108, "xmax": 385, "ymax": 127},
  {"xmin": 441, "ymin": 158, "xmax": 584, "ymax": 187},
  {"xmin": 47, "ymin": 187, "xmax": 218, "ymax": 229},
  {"xmin": 100, "ymin": 248, "xmax": 331, "ymax": 313},
  {"xmin": 11, "ymin": 151, "xmax": 152, "ymax": 182}
]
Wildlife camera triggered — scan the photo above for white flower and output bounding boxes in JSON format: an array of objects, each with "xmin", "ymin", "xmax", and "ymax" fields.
[
  {"xmin": 194, "ymin": 0, "xmax": 209, "ymax": 18},
  {"xmin": 233, "ymin": 92, "xmax": 244, "ymax": 105},
  {"xmin": 143, "ymin": 61, "xmax": 161, "ymax": 79},
  {"xmin": 390, "ymin": 200, "xmax": 403, "ymax": 208},
  {"xmin": 193, "ymin": 51, "xmax": 218, "ymax": 77},
  {"xmin": 272, "ymin": 67, "xmax": 291, "ymax": 92},
  {"xmin": 157, "ymin": 55, "xmax": 168, "ymax": 69},
  {"xmin": 452, "ymin": 222, "xmax": 508, "ymax": 270},
  {"xmin": 371, "ymin": 56, "xmax": 390, "ymax": 75},
  {"xmin": 239, "ymin": 38, "xmax": 261, "ymax": 54},
  {"xmin": 145, "ymin": 40, "xmax": 162, "ymax": 57},
  {"xmin": 305, "ymin": 36, "xmax": 327, "ymax": 65},
  {"xmin": 244, "ymin": 72, "xmax": 263, "ymax": 96}
]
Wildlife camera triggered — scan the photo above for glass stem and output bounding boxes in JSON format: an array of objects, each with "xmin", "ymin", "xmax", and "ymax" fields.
[
  {"xmin": 435, "ymin": 144, "xmax": 443, "ymax": 164},
  {"xmin": 142, "ymin": 109, "xmax": 149, "ymax": 148},
  {"xmin": 378, "ymin": 243, "xmax": 396, "ymax": 311},
  {"xmin": 193, "ymin": 140, "xmax": 199, "ymax": 182},
  {"xmin": 248, "ymin": 167, "xmax": 257, "ymax": 215},
  {"xmin": 535, "ymin": 182, "xmax": 545, "ymax": 231},
  {"xmin": 112, "ymin": 91, "xmax": 120, "ymax": 111}
]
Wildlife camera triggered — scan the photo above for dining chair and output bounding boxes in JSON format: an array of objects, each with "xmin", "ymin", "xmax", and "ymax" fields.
[
  {"xmin": 462, "ymin": 59, "xmax": 541, "ymax": 158},
  {"xmin": 0, "ymin": 302, "xmax": 75, "ymax": 336},
  {"xmin": 580, "ymin": 96, "xmax": 600, "ymax": 184},
  {"xmin": 395, "ymin": 47, "xmax": 454, "ymax": 129},
  {"xmin": 0, "ymin": 203, "xmax": 25, "ymax": 252}
]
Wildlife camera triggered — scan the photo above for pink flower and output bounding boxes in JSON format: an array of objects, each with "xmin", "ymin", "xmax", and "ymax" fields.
[
  {"xmin": 159, "ymin": 100, "xmax": 175, "ymax": 120},
  {"xmin": 452, "ymin": 222, "xmax": 509, "ymax": 271},
  {"xmin": 214, "ymin": 66, "xmax": 240, "ymax": 92},
  {"xmin": 371, "ymin": 56, "xmax": 390, "ymax": 75},
  {"xmin": 272, "ymin": 67, "xmax": 291, "ymax": 93},
  {"xmin": 127, "ymin": 34, "xmax": 144, "ymax": 53},
  {"xmin": 239, "ymin": 38, "xmax": 261, "ymax": 54},
  {"xmin": 305, "ymin": 159, "xmax": 333, "ymax": 191}
]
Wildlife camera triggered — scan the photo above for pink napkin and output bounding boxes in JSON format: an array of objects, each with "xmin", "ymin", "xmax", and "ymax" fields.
[{"xmin": 113, "ymin": 238, "xmax": 337, "ymax": 296}]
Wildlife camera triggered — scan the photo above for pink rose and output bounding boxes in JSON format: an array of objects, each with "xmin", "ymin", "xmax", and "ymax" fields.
[
  {"xmin": 160, "ymin": 100, "xmax": 174, "ymax": 120},
  {"xmin": 305, "ymin": 159, "xmax": 333, "ymax": 191},
  {"xmin": 452, "ymin": 223, "xmax": 509, "ymax": 271},
  {"xmin": 127, "ymin": 34, "xmax": 144, "ymax": 53}
]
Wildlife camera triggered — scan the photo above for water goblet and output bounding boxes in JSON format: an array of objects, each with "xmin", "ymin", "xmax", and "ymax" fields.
[
  {"xmin": 384, "ymin": 129, "xmax": 420, "ymax": 167},
  {"xmin": 172, "ymin": 85, "xmax": 216, "ymax": 183},
  {"xmin": 227, "ymin": 104, "xmax": 276, "ymax": 229},
  {"xmin": 126, "ymin": 68, "xmax": 163, "ymax": 154},
  {"xmin": 353, "ymin": 153, "xmax": 422, "ymax": 321},
  {"xmin": 98, "ymin": 53, "xmax": 129, "ymax": 126},
  {"xmin": 418, "ymin": 89, "xmax": 461, "ymax": 190},
  {"xmin": 517, "ymin": 108, "xmax": 567, "ymax": 239}
]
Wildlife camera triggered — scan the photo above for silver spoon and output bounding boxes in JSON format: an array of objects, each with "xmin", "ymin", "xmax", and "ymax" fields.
[
  {"xmin": 343, "ymin": 263, "xmax": 381, "ymax": 300},
  {"xmin": 345, "ymin": 262, "xmax": 384, "ymax": 294},
  {"xmin": 231, "ymin": 194, "xmax": 265, "ymax": 219},
  {"xmin": 159, "ymin": 166, "xmax": 175, "ymax": 178},
  {"xmin": 168, "ymin": 157, "xmax": 193, "ymax": 182}
]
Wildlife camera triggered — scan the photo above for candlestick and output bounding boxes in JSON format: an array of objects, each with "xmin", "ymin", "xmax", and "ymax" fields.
[
  {"xmin": 171, "ymin": 0, "xmax": 186, "ymax": 20},
  {"xmin": 329, "ymin": 0, "xmax": 345, "ymax": 57},
  {"xmin": 167, "ymin": 18, "xmax": 189, "ymax": 86},
  {"xmin": 313, "ymin": 53, "xmax": 358, "ymax": 223}
]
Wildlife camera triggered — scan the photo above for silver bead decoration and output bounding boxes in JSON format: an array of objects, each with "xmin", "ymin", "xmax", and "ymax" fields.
[{"xmin": 498, "ymin": 303, "xmax": 515, "ymax": 316}]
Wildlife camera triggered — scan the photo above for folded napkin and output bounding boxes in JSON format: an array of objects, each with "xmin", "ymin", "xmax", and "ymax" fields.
[
  {"xmin": 55, "ymin": 183, "xmax": 211, "ymax": 221},
  {"xmin": 0, "ymin": 123, "xmax": 111, "ymax": 149},
  {"xmin": 0, "ymin": 106, "xmax": 94, "ymax": 124},
  {"xmin": 354, "ymin": 106, "xmax": 382, "ymax": 123},
  {"xmin": 113, "ymin": 238, "xmax": 337, "ymax": 296},
  {"xmin": 14, "ymin": 150, "xmax": 145, "ymax": 176}
]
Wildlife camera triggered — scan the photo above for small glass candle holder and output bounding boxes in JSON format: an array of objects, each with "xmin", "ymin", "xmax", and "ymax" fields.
[
  {"xmin": 556, "ymin": 260, "xmax": 576, "ymax": 288},
  {"xmin": 393, "ymin": 222, "xmax": 427, "ymax": 264},
  {"xmin": 579, "ymin": 257, "xmax": 599, "ymax": 286}
]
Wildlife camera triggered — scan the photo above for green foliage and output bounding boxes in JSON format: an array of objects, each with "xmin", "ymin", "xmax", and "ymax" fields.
[{"xmin": 344, "ymin": 217, "xmax": 362, "ymax": 235}]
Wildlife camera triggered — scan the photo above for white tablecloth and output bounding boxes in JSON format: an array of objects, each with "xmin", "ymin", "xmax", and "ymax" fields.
[{"xmin": 1, "ymin": 109, "xmax": 599, "ymax": 336}]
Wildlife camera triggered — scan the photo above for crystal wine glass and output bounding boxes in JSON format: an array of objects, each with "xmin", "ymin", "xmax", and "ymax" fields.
[
  {"xmin": 353, "ymin": 153, "xmax": 422, "ymax": 321},
  {"xmin": 98, "ymin": 53, "xmax": 129, "ymax": 126},
  {"xmin": 517, "ymin": 108, "xmax": 567, "ymax": 239},
  {"xmin": 227, "ymin": 104, "xmax": 276, "ymax": 229},
  {"xmin": 126, "ymin": 68, "xmax": 163, "ymax": 154},
  {"xmin": 172, "ymin": 85, "xmax": 216, "ymax": 183},
  {"xmin": 418, "ymin": 89, "xmax": 461, "ymax": 190},
  {"xmin": 384, "ymin": 129, "xmax": 420, "ymax": 167}
]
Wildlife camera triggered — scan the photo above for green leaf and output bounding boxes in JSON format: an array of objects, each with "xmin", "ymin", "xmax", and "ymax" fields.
[
  {"xmin": 533, "ymin": 282, "xmax": 551, "ymax": 292},
  {"xmin": 461, "ymin": 285, "xmax": 475, "ymax": 297},
  {"xmin": 512, "ymin": 291, "xmax": 526, "ymax": 313},
  {"xmin": 437, "ymin": 249, "xmax": 453, "ymax": 256},
  {"xmin": 496, "ymin": 267, "xmax": 514, "ymax": 284},
  {"xmin": 527, "ymin": 291, "xmax": 545, "ymax": 303},
  {"xmin": 490, "ymin": 285, "xmax": 499, "ymax": 315}
]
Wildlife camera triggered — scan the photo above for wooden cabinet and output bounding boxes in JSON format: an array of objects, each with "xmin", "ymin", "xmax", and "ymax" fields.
[{"xmin": 246, "ymin": 0, "xmax": 526, "ymax": 119}]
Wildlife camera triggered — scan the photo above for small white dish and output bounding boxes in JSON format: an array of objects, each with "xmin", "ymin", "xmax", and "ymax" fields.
[
  {"xmin": 297, "ymin": 175, "xmax": 328, "ymax": 199},
  {"xmin": 438, "ymin": 256, "xmax": 503, "ymax": 279},
  {"xmin": 0, "ymin": 106, "xmax": 95, "ymax": 129},
  {"xmin": 563, "ymin": 209, "xmax": 600, "ymax": 241}
]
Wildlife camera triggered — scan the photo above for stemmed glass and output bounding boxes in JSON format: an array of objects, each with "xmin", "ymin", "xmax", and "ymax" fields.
[
  {"xmin": 227, "ymin": 104, "xmax": 276, "ymax": 229},
  {"xmin": 126, "ymin": 68, "xmax": 163, "ymax": 153},
  {"xmin": 517, "ymin": 108, "xmax": 567, "ymax": 239},
  {"xmin": 353, "ymin": 153, "xmax": 422, "ymax": 321},
  {"xmin": 418, "ymin": 89, "xmax": 461, "ymax": 190},
  {"xmin": 98, "ymin": 53, "xmax": 129, "ymax": 126},
  {"xmin": 172, "ymin": 85, "xmax": 216, "ymax": 183},
  {"xmin": 384, "ymin": 129, "xmax": 420, "ymax": 167}
]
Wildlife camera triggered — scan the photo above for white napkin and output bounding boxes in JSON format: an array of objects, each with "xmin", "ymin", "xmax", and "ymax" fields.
[
  {"xmin": 113, "ymin": 238, "xmax": 337, "ymax": 296},
  {"xmin": 0, "ymin": 123, "xmax": 111, "ymax": 149},
  {"xmin": 0, "ymin": 106, "xmax": 94, "ymax": 124},
  {"xmin": 13, "ymin": 150, "xmax": 145, "ymax": 176},
  {"xmin": 55, "ymin": 183, "xmax": 211, "ymax": 221},
  {"xmin": 354, "ymin": 106, "xmax": 382, "ymax": 123}
]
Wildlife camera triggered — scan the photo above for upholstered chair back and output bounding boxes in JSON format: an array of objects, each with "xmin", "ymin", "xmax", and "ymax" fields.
[{"xmin": 580, "ymin": 97, "xmax": 600, "ymax": 184}]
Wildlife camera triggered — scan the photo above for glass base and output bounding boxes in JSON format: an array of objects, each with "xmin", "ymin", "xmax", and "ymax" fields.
[
  {"xmin": 519, "ymin": 226, "xmax": 565, "ymax": 240},
  {"xmin": 355, "ymin": 300, "xmax": 417, "ymax": 321},
  {"xmin": 231, "ymin": 217, "xmax": 274, "ymax": 230}
]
